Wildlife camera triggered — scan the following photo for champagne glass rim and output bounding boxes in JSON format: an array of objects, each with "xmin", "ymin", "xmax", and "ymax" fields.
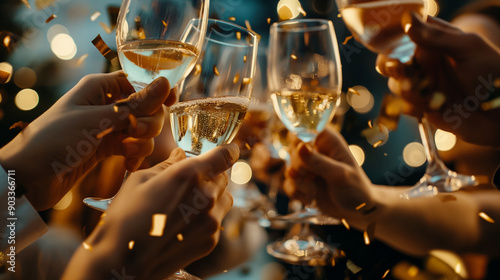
[
  {"xmin": 271, "ymin": 19, "xmax": 333, "ymax": 33},
  {"xmin": 188, "ymin": 18, "xmax": 259, "ymax": 47}
]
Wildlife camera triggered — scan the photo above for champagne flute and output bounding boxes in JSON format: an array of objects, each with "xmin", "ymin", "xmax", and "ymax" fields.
[
  {"xmin": 268, "ymin": 19, "xmax": 342, "ymax": 224},
  {"xmin": 335, "ymin": 0, "xmax": 478, "ymax": 198},
  {"xmin": 170, "ymin": 19, "xmax": 258, "ymax": 157},
  {"xmin": 84, "ymin": 0, "xmax": 209, "ymax": 211}
]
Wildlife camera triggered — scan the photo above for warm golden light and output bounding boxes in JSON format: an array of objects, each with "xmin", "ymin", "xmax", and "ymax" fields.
[
  {"xmin": 14, "ymin": 67, "xmax": 37, "ymax": 89},
  {"xmin": 479, "ymin": 212, "xmax": 495, "ymax": 223},
  {"xmin": 348, "ymin": 145, "xmax": 365, "ymax": 166},
  {"xmin": 403, "ymin": 142, "xmax": 426, "ymax": 167},
  {"xmin": 231, "ymin": 160, "xmax": 252, "ymax": 185},
  {"xmin": 15, "ymin": 89, "xmax": 39, "ymax": 111},
  {"xmin": 128, "ymin": 240, "xmax": 135, "ymax": 250},
  {"xmin": 426, "ymin": 0, "xmax": 439, "ymax": 16},
  {"xmin": 346, "ymin": 85, "xmax": 374, "ymax": 113},
  {"xmin": 277, "ymin": 0, "xmax": 303, "ymax": 20},
  {"xmin": 0, "ymin": 62, "xmax": 13, "ymax": 84},
  {"xmin": 435, "ymin": 129, "xmax": 456, "ymax": 152},
  {"xmin": 47, "ymin": 24, "xmax": 69, "ymax": 42},
  {"xmin": 53, "ymin": 190, "xmax": 73, "ymax": 210},
  {"xmin": 50, "ymin": 33, "xmax": 77, "ymax": 60},
  {"xmin": 361, "ymin": 124, "xmax": 389, "ymax": 147}
]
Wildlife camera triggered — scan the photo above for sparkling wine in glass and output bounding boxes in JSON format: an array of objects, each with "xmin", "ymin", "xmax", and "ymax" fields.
[
  {"xmin": 336, "ymin": 0, "xmax": 478, "ymax": 197},
  {"xmin": 170, "ymin": 19, "xmax": 259, "ymax": 157}
]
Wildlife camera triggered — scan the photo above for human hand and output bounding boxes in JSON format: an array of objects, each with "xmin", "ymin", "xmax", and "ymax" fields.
[
  {"xmin": 376, "ymin": 14, "xmax": 500, "ymax": 146},
  {"xmin": 63, "ymin": 144, "xmax": 238, "ymax": 280},
  {"xmin": 0, "ymin": 71, "xmax": 176, "ymax": 210},
  {"xmin": 284, "ymin": 126, "xmax": 376, "ymax": 219}
]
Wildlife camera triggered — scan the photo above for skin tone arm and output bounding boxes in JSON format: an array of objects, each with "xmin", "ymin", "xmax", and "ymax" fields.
[{"xmin": 285, "ymin": 127, "xmax": 500, "ymax": 256}]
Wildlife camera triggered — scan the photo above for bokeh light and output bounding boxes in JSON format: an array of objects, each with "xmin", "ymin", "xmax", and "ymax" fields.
[
  {"xmin": 362, "ymin": 124, "xmax": 389, "ymax": 147},
  {"xmin": 403, "ymin": 142, "xmax": 426, "ymax": 167},
  {"xmin": 53, "ymin": 191, "xmax": 73, "ymax": 210},
  {"xmin": 346, "ymin": 86, "xmax": 374, "ymax": 114},
  {"xmin": 231, "ymin": 160, "xmax": 253, "ymax": 185},
  {"xmin": 15, "ymin": 89, "xmax": 39, "ymax": 111},
  {"xmin": 50, "ymin": 33, "xmax": 77, "ymax": 60},
  {"xmin": 277, "ymin": 0, "xmax": 304, "ymax": 20},
  {"xmin": 47, "ymin": 24, "xmax": 69, "ymax": 42},
  {"xmin": 348, "ymin": 145, "xmax": 365, "ymax": 166},
  {"xmin": 435, "ymin": 129, "xmax": 456, "ymax": 152},
  {"xmin": 0, "ymin": 62, "xmax": 13, "ymax": 84},
  {"xmin": 14, "ymin": 67, "xmax": 37, "ymax": 89},
  {"xmin": 426, "ymin": 0, "xmax": 440, "ymax": 16}
]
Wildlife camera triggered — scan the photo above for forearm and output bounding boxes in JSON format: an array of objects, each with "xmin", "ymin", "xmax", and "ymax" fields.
[{"xmin": 345, "ymin": 187, "xmax": 500, "ymax": 256}]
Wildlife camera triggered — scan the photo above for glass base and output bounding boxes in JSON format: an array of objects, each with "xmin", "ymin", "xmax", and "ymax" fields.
[
  {"xmin": 165, "ymin": 269, "xmax": 201, "ymax": 280},
  {"xmin": 267, "ymin": 229, "xmax": 338, "ymax": 265},
  {"xmin": 401, "ymin": 169, "xmax": 478, "ymax": 199},
  {"xmin": 270, "ymin": 207, "xmax": 340, "ymax": 225},
  {"xmin": 83, "ymin": 197, "xmax": 113, "ymax": 212}
]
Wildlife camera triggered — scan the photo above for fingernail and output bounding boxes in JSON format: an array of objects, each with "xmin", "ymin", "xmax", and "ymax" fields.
[
  {"xmin": 298, "ymin": 142, "xmax": 313, "ymax": 158},
  {"xmin": 148, "ymin": 77, "xmax": 167, "ymax": 97}
]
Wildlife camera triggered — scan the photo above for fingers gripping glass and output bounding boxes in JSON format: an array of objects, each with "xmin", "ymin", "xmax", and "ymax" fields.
[{"xmin": 335, "ymin": 0, "xmax": 477, "ymax": 198}]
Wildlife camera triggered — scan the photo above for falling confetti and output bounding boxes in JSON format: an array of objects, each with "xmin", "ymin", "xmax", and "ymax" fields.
[
  {"xmin": 233, "ymin": 73, "xmax": 240, "ymax": 84},
  {"xmin": 45, "ymin": 14, "xmax": 57, "ymax": 23},
  {"xmin": 213, "ymin": 65, "xmax": 219, "ymax": 76},
  {"xmin": 82, "ymin": 242, "xmax": 93, "ymax": 251},
  {"xmin": 229, "ymin": 16, "xmax": 236, "ymax": 21},
  {"xmin": 368, "ymin": 120, "xmax": 373, "ymax": 128},
  {"xmin": 106, "ymin": 93, "xmax": 113, "ymax": 99},
  {"xmin": 382, "ymin": 269, "xmax": 390, "ymax": 278},
  {"xmin": 76, "ymin": 54, "xmax": 89, "ymax": 67},
  {"xmin": 245, "ymin": 143, "xmax": 251, "ymax": 150},
  {"xmin": 96, "ymin": 127, "xmax": 113, "ymax": 139},
  {"xmin": 149, "ymin": 213, "xmax": 167, "ymax": 237},
  {"xmin": 267, "ymin": 18, "xmax": 271, "ymax": 24},
  {"xmin": 481, "ymin": 97, "xmax": 500, "ymax": 111},
  {"xmin": 342, "ymin": 36, "xmax": 353, "ymax": 45},
  {"xmin": 128, "ymin": 240, "xmax": 135, "ymax": 250},
  {"xmin": 21, "ymin": 0, "xmax": 31, "ymax": 9},
  {"xmin": 373, "ymin": 140, "xmax": 384, "ymax": 148},
  {"xmin": 162, "ymin": 20, "xmax": 168, "ymax": 27},
  {"xmin": 90, "ymin": 11, "xmax": 101, "ymax": 22},
  {"xmin": 177, "ymin": 233, "xmax": 184, "ymax": 241},
  {"xmin": 92, "ymin": 34, "xmax": 118, "ymax": 61},
  {"xmin": 242, "ymin": 78, "xmax": 251, "ymax": 85},
  {"xmin": 347, "ymin": 87, "xmax": 360, "ymax": 96},
  {"xmin": 337, "ymin": 13, "xmax": 342, "ymax": 18},
  {"xmin": 194, "ymin": 64, "xmax": 202, "ymax": 76},
  {"xmin": 341, "ymin": 218, "xmax": 350, "ymax": 230},
  {"xmin": 3, "ymin": 36, "xmax": 10, "ymax": 48},
  {"xmin": 113, "ymin": 105, "xmax": 119, "ymax": 113},
  {"xmin": 236, "ymin": 31, "xmax": 241, "ymax": 40},
  {"xmin": 0, "ymin": 71, "xmax": 10, "ymax": 84},
  {"xmin": 364, "ymin": 223, "xmax": 376, "ymax": 245},
  {"xmin": 243, "ymin": 55, "xmax": 247, "ymax": 62},
  {"xmin": 290, "ymin": 54, "xmax": 297, "ymax": 60},
  {"xmin": 9, "ymin": 121, "xmax": 29, "ymax": 130},
  {"xmin": 479, "ymin": 212, "xmax": 495, "ymax": 223},
  {"xmin": 363, "ymin": 231, "xmax": 370, "ymax": 245},
  {"xmin": 355, "ymin": 202, "xmax": 366, "ymax": 210}
]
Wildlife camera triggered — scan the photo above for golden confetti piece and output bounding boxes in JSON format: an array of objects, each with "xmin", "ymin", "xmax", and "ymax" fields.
[
  {"xmin": 337, "ymin": 13, "xmax": 342, "ymax": 18},
  {"xmin": 76, "ymin": 54, "xmax": 89, "ymax": 67},
  {"xmin": 82, "ymin": 242, "xmax": 93, "ymax": 251},
  {"xmin": 113, "ymin": 105, "xmax": 119, "ymax": 113},
  {"xmin": 236, "ymin": 31, "xmax": 241, "ymax": 40},
  {"xmin": 479, "ymin": 212, "xmax": 495, "ymax": 223},
  {"xmin": 149, "ymin": 213, "xmax": 167, "ymax": 237},
  {"xmin": 368, "ymin": 120, "xmax": 373, "ymax": 128},
  {"xmin": 3, "ymin": 36, "xmax": 11, "ymax": 48},
  {"xmin": 242, "ymin": 77, "xmax": 251, "ymax": 85},
  {"xmin": 213, "ymin": 65, "xmax": 219, "ymax": 76},
  {"xmin": 245, "ymin": 142, "xmax": 251, "ymax": 150},
  {"xmin": 223, "ymin": 270, "xmax": 228, "ymax": 273},
  {"xmin": 162, "ymin": 20, "xmax": 168, "ymax": 27},
  {"xmin": 481, "ymin": 96, "xmax": 500, "ymax": 111},
  {"xmin": 233, "ymin": 73, "xmax": 240, "ymax": 84},
  {"xmin": 229, "ymin": 16, "xmax": 236, "ymax": 21},
  {"xmin": 267, "ymin": 17, "xmax": 271, "ymax": 24},
  {"xmin": 90, "ymin": 11, "xmax": 101, "ymax": 21},
  {"xmin": 99, "ymin": 22, "xmax": 113, "ymax": 34},
  {"xmin": 128, "ymin": 240, "xmax": 135, "ymax": 250},
  {"xmin": 342, "ymin": 36, "xmax": 353, "ymax": 45},
  {"xmin": 355, "ymin": 202, "xmax": 366, "ymax": 210},
  {"xmin": 177, "ymin": 233, "xmax": 184, "ymax": 241},
  {"xmin": 363, "ymin": 230, "xmax": 370, "ymax": 245},
  {"xmin": 382, "ymin": 269, "xmax": 390, "ymax": 278},
  {"xmin": 194, "ymin": 64, "xmax": 202, "ymax": 76},
  {"xmin": 92, "ymin": 34, "xmax": 118, "ymax": 61},
  {"xmin": 45, "ymin": 14, "xmax": 57, "ymax": 23},
  {"xmin": 106, "ymin": 93, "xmax": 113, "ymax": 99},
  {"xmin": 373, "ymin": 140, "xmax": 384, "ymax": 148},
  {"xmin": 9, "ymin": 121, "xmax": 29, "ymax": 130},
  {"xmin": 243, "ymin": 55, "xmax": 247, "ymax": 62},
  {"xmin": 404, "ymin": 23, "xmax": 412, "ymax": 33},
  {"xmin": 128, "ymin": 114, "xmax": 137, "ymax": 129},
  {"xmin": 298, "ymin": 6, "xmax": 307, "ymax": 16},
  {"xmin": 96, "ymin": 127, "xmax": 113, "ymax": 139},
  {"xmin": 429, "ymin": 91, "xmax": 446, "ymax": 110},
  {"xmin": 347, "ymin": 87, "xmax": 360, "ymax": 96},
  {"xmin": 290, "ymin": 54, "xmax": 297, "ymax": 60},
  {"xmin": 21, "ymin": 0, "xmax": 31, "ymax": 9},
  {"xmin": 341, "ymin": 218, "xmax": 350, "ymax": 230}
]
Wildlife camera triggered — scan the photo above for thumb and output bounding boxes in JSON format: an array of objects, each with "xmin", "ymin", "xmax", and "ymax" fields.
[
  {"xmin": 296, "ymin": 142, "xmax": 352, "ymax": 182},
  {"xmin": 99, "ymin": 77, "xmax": 171, "ymax": 132},
  {"xmin": 406, "ymin": 14, "xmax": 470, "ymax": 60}
]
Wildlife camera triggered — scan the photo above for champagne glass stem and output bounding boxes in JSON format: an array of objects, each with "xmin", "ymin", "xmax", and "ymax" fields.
[{"xmin": 419, "ymin": 115, "xmax": 447, "ymax": 174}]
